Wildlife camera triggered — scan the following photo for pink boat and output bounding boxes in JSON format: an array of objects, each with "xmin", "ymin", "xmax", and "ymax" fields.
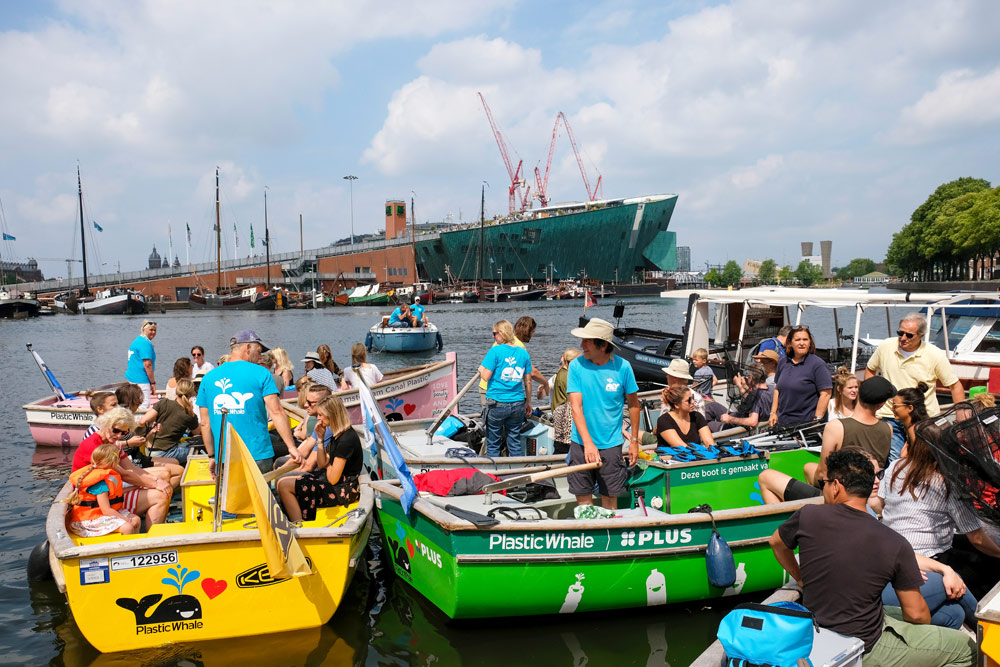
[{"xmin": 22, "ymin": 355, "xmax": 458, "ymax": 448}]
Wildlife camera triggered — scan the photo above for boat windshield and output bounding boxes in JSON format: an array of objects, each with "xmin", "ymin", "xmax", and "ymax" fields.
[{"xmin": 928, "ymin": 314, "xmax": 1000, "ymax": 353}]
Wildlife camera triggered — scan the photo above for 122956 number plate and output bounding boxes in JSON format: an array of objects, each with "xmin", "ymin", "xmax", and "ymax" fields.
[{"xmin": 110, "ymin": 550, "xmax": 179, "ymax": 571}]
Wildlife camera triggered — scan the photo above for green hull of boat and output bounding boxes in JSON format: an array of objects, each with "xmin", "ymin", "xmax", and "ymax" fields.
[{"xmin": 375, "ymin": 448, "xmax": 819, "ymax": 619}]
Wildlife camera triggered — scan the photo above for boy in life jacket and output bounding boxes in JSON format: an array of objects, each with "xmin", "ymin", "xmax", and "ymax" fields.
[{"xmin": 65, "ymin": 444, "xmax": 141, "ymax": 538}]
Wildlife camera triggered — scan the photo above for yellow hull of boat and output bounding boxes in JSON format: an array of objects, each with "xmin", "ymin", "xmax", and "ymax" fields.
[
  {"xmin": 49, "ymin": 457, "xmax": 372, "ymax": 653},
  {"xmin": 982, "ymin": 618, "xmax": 1000, "ymax": 665}
]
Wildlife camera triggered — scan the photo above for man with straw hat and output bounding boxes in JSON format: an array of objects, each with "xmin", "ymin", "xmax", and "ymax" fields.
[{"xmin": 567, "ymin": 318, "xmax": 640, "ymax": 509}]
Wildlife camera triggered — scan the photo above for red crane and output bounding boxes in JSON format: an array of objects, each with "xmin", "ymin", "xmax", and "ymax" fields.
[
  {"xmin": 478, "ymin": 92, "xmax": 530, "ymax": 213},
  {"xmin": 534, "ymin": 111, "xmax": 603, "ymax": 207}
]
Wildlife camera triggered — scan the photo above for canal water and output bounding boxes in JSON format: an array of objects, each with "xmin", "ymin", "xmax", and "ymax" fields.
[{"xmin": 0, "ymin": 294, "xmax": 896, "ymax": 665}]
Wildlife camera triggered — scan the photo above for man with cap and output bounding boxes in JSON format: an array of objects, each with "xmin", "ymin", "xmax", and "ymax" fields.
[
  {"xmin": 807, "ymin": 376, "xmax": 895, "ymax": 486},
  {"xmin": 865, "ymin": 312, "xmax": 964, "ymax": 464},
  {"xmin": 198, "ymin": 330, "xmax": 302, "ymax": 475},
  {"xmin": 713, "ymin": 361, "xmax": 774, "ymax": 431},
  {"xmin": 752, "ymin": 349, "xmax": 780, "ymax": 387},
  {"xmin": 410, "ymin": 296, "xmax": 426, "ymax": 327},
  {"xmin": 300, "ymin": 351, "xmax": 338, "ymax": 390},
  {"xmin": 567, "ymin": 318, "xmax": 640, "ymax": 509}
]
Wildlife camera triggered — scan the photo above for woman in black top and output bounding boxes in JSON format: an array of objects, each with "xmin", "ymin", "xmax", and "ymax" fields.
[
  {"xmin": 278, "ymin": 395, "xmax": 363, "ymax": 522},
  {"xmin": 655, "ymin": 386, "xmax": 715, "ymax": 448}
]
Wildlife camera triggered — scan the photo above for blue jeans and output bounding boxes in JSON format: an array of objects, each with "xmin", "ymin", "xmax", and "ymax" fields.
[
  {"xmin": 881, "ymin": 571, "xmax": 978, "ymax": 629},
  {"xmin": 150, "ymin": 442, "xmax": 191, "ymax": 465},
  {"xmin": 485, "ymin": 399, "xmax": 525, "ymax": 457},
  {"xmin": 885, "ymin": 417, "xmax": 906, "ymax": 464}
]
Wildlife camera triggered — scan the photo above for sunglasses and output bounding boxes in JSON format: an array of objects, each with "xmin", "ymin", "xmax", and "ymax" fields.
[
  {"xmin": 791, "ymin": 325, "xmax": 810, "ymax": 331},
  {"xmin": 875, "ymin": 468, "xmax": 886, "ymax": 480},
  {"xmin": 684, "ymin": 397, "xmax": 695, "ymax": 404},
  {"xmin": 492, "ymin": 331, "xmax": 500, "ymax": 336},
  {"xmin": 144, "ymin": 321, "xmax": 157, "ymax": 328},
  {"xmin": 818, "ymin": 478, "xmax": 837, "ymax": 489},
  {"xmin": 112, "ymin": 427, "xmax": 130, "ymax": 436},
  {"xmin": 305, "ymin": 399, "xmax": 319, "ymax": 407},
  {"xmin": 192, "ymin": 353, "xmax": 203, "ymax": 357},
  {"xmin": 896, "ymin": 330, "xmax": 917, "ymax": 339}
]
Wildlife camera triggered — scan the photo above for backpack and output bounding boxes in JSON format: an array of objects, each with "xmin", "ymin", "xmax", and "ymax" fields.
[{"xmin": 717, "ymin": 601, "xmax": 817, "ymax": 667}]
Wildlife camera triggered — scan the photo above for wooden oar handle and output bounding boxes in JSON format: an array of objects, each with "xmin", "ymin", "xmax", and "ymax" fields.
[{"xmin": 482, "ymin": 460, "xmax": 601, "ymax": 495}]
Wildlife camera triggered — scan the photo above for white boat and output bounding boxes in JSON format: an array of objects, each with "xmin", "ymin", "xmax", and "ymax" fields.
[{"xmin": 365, "ymin": 322, "xmax": 443, "ymax": 353}]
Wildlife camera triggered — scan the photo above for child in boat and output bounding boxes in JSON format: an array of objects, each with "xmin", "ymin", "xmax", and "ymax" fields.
[
  {"xmin": 82, "ymin": 391, "xmax": 118, "ymax": 439},
  {"xmin": 65, "ymin": 444, "xmax": 141, "ymax": 537},
  {"xmin": 691, "ymin": 348, "xmax": 716, "ymax": 397}
]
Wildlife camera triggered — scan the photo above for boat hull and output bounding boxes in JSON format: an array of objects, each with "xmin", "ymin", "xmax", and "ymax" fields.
[
  {"xmin": 0, "ymin": 297, "xmax": 41, "ymax": 318},
  {"xmin": 365, "ymin": 323, "xmax": 443, "ymax": 353},
  {"xmin": 23, "ymin": 384, "xmax": 154, "ymax": 447},
  {"xmin": 188, "ymin": 292, "xmax": 276, "ymax": 310},
  {"xmin": 48, "ymin": 460, "xmax": 373, "ymax": 653},
  {"xmin": 54, "ymin": 292, "xmax": 147, "ymax": 315}
]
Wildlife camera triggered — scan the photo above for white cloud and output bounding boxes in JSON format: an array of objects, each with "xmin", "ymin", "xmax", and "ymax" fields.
[{"xmin": 889, "ymin": 67, "xmax": 1000, "ymax": 144}]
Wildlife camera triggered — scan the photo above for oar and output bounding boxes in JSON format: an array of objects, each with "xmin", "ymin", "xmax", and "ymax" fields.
[
  {"xmin": 482, "ymin": 460, "xmax": 601, "ymax": 501},
  {"xmin": 426, "ymin": 369, "xmax": 481, "ymax": 446},
  {"xmin": 262, "ymin": 459, "xmax": 300, "ymax": 483}
]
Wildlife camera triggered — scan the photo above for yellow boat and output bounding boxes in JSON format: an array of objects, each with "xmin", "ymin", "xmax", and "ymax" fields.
[
  {"xmin": 44, "ymin": 426, "xmax": 373, "ymax": 653},
  {"xmin": 980, "ymin": 580, "xmax": 1000, "ymax": 666}
]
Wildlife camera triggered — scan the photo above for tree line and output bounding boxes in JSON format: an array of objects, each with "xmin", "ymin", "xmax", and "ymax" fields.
[
  {"xmin": 703, "ymin": 257, "xmax": 875, "ymax": 288},
  {"xmin": 886, "ymin": 177, "xmax": 1000, "ymax": 281}
]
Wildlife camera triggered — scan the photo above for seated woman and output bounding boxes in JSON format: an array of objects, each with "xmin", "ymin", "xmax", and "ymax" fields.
[
  {"xmin": 341, "ymin": 343, "xmax": 384, "ymax": 390},
  {"xmin": 277, "ymin": 395, "xmax": 363, "ymax": 522},
  {"xmin": 140, "ymin": 378, "xmax": 200, "ymax": 466},
  {"xmin": 655, "ymin": 386, "xmax": 715, "ymax": 449},
  {"xmin": 270, "ymin": 347, "xmax": 295, "ymax": 390},
  {"xmin": 828, "ymin": 367, "xmax": 859, "ymax": 420},
  {"xmin": 871, "ymin": 430, "xmax": 1000, "ymax": 602},
  {"xmin": 65, "ymin": 443, "xmax": 141, "ymax": 537},
  {"xmin": 889, "ymin": 382, "xmax": 930, "ymax": 458},
  {"xmin": 165, "ymin": 357, "xmax": 192, "ymax": 400},
  {"xmin": 71, "ymin": 407, "xmax": 171, "ymax": 530}
]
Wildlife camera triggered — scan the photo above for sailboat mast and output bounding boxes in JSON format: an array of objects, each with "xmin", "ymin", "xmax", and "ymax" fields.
[
  {"xmin": 478, "ymin": 185, "xmax": 485, "ymax": 289},
  {"xmin": 410, "ymin": 193, "xmax": 419, "ymax": 281},
  {"xmin": 264, "ymin": 188, "xmax": 271, "ymax": 287},
  {"xmin": 215, "ymin": 168, "xmax": 221, "ymax": 291},
  {"xmin": 77, "ymin": 165, "xmax": 89, "ymax": 295}
]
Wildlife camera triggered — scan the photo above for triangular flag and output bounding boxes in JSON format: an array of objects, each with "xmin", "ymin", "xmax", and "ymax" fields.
[{"xmin": 585, "ymin": 290, "xmax": 597, "ymax": 308}]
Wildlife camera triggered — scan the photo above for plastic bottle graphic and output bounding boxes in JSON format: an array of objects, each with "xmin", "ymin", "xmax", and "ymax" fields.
[
  {"xmin": 560, "ymin": 573, "xmax": 586, "ymax": 613},
  {"xmin": 646, "ymin": 568, "xmax": 667, "ymax": 606},
  {"xmin": 723, "ymin": 562, "xmax": 747, "ymax": 597}
]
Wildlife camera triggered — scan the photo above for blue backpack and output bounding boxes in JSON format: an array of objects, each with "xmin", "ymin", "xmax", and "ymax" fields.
[{"xmin": 717, "ymin": 601, "xmax": 817, "ymax": 667}]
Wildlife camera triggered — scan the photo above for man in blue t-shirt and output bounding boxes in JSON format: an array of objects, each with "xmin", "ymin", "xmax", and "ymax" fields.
[
  {"xmin": 198, "ymin": 329, "xmax": 302, "ymax": 475},
  {"xmin": 479, "ymin": 320, "xmax": 532, "ymax": 457},
  {"xmin": 388, "ymin": 303, "xmax": 412, "ymax": 328},
  {"xmin": 566, "ymin": 318, "xmax": 640, "ymax": 509},
  {"xmin": 125, "ymin": 320, "xmax": 158, "ymax": 408},
  {"xmin": 410, "ymin": 297, "xmax": 426, "ymax": 326}
]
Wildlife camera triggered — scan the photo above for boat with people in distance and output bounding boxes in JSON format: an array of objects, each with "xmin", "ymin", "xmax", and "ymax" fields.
[{"xmin": 365, "ymin": 322, "xmax": 443, "ymax": 353}]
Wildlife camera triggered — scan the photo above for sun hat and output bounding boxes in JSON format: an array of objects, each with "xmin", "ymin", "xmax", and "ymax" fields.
[
  {"xmin": 664, "ymin": 358, "xmax": 693, "ymax": 381},
  {"xmin": 570, "ymin": 318, "xmax": 615, "ymax": 345},
  {"xmin": 859, "ymin": 376, "xmax": 896, "ymax": 405},
  {"xmin": 752, "ymin": 349, "xmax": 780, "ymax": 364},
  {"xmin": 301, "ymin": 351, "xmax": 322, "ymax": 364},
  {"xmin": 230, "ymin": 329, "xmax": 269, "ymax": 352}
]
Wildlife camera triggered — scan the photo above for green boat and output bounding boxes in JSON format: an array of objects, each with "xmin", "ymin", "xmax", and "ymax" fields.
[
  {"xmin": 414, "ymin": 194, "xmax": 679, "ymax": 283},
  {"xmin": 369, "ymin": 447, "xmax": 819, "ymax": 619},
  {"xmin": 345, "ymin": 283, "xmax": 393, "ymax": 306}
]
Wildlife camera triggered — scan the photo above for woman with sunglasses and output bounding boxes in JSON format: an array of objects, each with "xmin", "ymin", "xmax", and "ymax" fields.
[
  {"xmin": 889, "ymin": 383, "xmax": 929, "ymax": 457},
  {"xmin": 479, "ymin": 320, "xmax": 532, "ymax": 457},
  {"xmin": 190, "ymin": 345, "xmax": 214, "ymax": 376},
  {"xmin": 655, "ymin": 386, "xmax": 715, "ymax": 449},
  {"xmin": 768, "ymin": 325, "xmax": 832, "ymax": 429},
  {"xmin": 278, "ymin": 395, "xmax": 362, "ymax": 522},
  {"xmin": 70, "ymin": 407, "xmax": 172, "ymax": 529}
]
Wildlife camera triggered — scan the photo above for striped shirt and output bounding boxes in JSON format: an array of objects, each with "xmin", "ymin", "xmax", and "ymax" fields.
[
  {"xmin": 878, "ymin": 459, "xmax": 981, "ymax": 556},
  {"xmin": 307, "ymin": 367, "xmax": 339, "ymax": 390}
]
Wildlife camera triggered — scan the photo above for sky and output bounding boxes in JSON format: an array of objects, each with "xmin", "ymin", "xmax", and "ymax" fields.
[{"xmin": 1, "ymin": 0, "xmax": 999, "ymax": 277}]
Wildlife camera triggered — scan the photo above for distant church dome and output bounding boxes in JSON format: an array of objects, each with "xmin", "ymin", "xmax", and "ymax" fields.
[{"xmin": 148, "ymin": 246, "xmax": 161, "ymax": 270}]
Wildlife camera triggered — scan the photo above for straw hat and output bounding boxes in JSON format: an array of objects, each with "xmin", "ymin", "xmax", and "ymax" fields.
[
  {"xmin": 570, "ymin": 318, "xmax": 615, "ymax": 344},
  {"xmin": 664, "ymin": 358, "xmax": 693, "ymax": 381},
  {"xmin": 752, "ymin": 349, "xmax": 780, "ymax": 364}
]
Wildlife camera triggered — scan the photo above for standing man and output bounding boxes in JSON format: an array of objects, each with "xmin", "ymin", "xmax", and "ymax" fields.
[
  {"xmin": 865, "ymin": 313, "xmax": 964, "ymax": 462},
  {"xmin": 770, "ymin": 449, "xmax": 975, "ymax": 666},
  {"xmin": 198, "ymin": 330, "xmax": 301, "ymax": 475},
  {"xmin": 125, "ymin": 320, "xmax": 157, "ymax": 408},
  {"xmin": 567, "ymin": 318, "xmax": 640, "ymax": 509},
  {"xmin": 300, "ymin": 351, "xmax": 338, "ymax": 390},
  {"xmin": 757, "ymin": 325, "xmax": 791, "ymax": 359}
]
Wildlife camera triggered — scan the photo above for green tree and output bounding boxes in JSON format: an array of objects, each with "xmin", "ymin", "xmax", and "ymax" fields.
[
  {"xmin": 795, "ymin": 260, "xmax": 823, "ymax": 286},
  {"xmin": 721, "ymin": 260, "xmax": 743, "ymax": 287},
  {"xmin": 758, "ymin": 259, "xmax": 776, "ymax": 285},
  {"xmin": 704, "ymin": 268, "xmax": 723, "ymax": 286},
  {"xmin": 779, "ymin": 265, "xmax": 794, "ymax": 284},
  {"xmin": 835, "ymin": 258, "xmax": 876, "ymax": 281}
]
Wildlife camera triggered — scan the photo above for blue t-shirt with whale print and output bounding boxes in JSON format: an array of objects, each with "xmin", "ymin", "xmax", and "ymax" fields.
[
  {"xmin": 567, "ymin": 355, "xmax": 638, "ymax": 449},
  {"xmin": 197, "ymin": 360, "xmax": 278, "ymax": 461}
]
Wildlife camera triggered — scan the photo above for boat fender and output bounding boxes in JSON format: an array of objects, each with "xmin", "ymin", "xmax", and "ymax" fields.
[
  {"xmin": 435, "ymin": 332, "xmax": 443, "ymax": 351},
  {"xmin": 688, "ymin": 504, "xmax": 736, "ymax": 589},
  {"xmin": 26, "ymin": 539, "xmax": 53, "ymax": 581},
  {"xmin": 364, "ymin": 332, "xmax": 373, "ymax": 351}
]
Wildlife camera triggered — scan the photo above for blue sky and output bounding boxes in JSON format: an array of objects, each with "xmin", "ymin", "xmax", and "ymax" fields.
[{"xmin": 1, "ymin": 0, "xmax": 998, "ymax": 276}]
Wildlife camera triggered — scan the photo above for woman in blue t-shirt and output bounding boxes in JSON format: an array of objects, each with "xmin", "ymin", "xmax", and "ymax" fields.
[
  {"xmin": 479, "ymin": 320, "xmax": 532, "ymax": 457},
  {"xmin": 768, "ymin": 326, "xmax": 832, "ymax": 428}
]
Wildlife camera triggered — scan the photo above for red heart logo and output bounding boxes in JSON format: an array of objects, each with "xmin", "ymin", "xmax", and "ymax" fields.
[
  {"xmin": 201, "ymin": 578, "xmax": 227, "ymax": 599},
  {"xmin": 406, "ymin": 539, "xmax": 415, "ymax": 558},
  {"xmin": 403, "ymin": 403, "xmax": 416, "ymax": 415}
]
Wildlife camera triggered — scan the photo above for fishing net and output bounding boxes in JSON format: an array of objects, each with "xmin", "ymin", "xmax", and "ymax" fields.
[{"xmin": 914, "ymin": 401, "xmax": 1000, "ymax": 528}]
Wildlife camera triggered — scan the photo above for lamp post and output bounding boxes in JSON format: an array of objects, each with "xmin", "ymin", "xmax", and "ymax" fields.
[{"xmin": 343, "ymin": 175, "xmax": 358, "ymax": 246}]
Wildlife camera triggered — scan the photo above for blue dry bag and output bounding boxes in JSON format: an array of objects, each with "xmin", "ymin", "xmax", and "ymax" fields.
[
  {"xmin": 717, "ymin": 601, "xmax": 817, "ymax": 667},
  {"xmin": 434, "ymin": 415, "xmax": 465, "ymax": 438}
]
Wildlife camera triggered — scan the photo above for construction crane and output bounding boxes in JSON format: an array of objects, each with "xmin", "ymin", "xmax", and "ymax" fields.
[
  {"xmin": 478, "ymin": 92, "xmax": 530, "ymax": 213},
  {"xmin": 31, "ymin": 257, "xmax": 83, "ymax": 281},
  {"xmin": 534, "ymin": 112, "xmax": 603, "ymax": 208}
]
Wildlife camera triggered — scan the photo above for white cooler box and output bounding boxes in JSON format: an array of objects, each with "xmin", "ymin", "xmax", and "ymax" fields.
[{"xmin": 809, "ymin": 627, "xmax": 864, "ymax": 667}]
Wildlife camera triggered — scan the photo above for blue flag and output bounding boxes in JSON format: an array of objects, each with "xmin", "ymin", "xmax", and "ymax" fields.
[
  {"xmin": 93, "ymin": 221, "xmax": 103, "ymax": 232},
  {"xmin": 2, "ymin": 233, "xmax": 14, "ymax": 241},
  {"xmin": 357, "ymin": 381, "xmax": 416, "ymax": 515}
]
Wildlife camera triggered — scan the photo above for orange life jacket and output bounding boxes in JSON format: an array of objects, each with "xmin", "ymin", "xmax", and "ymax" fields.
[{"xmin": 68, "ymin": 467, "xmax": 124, "ymax": 523}]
